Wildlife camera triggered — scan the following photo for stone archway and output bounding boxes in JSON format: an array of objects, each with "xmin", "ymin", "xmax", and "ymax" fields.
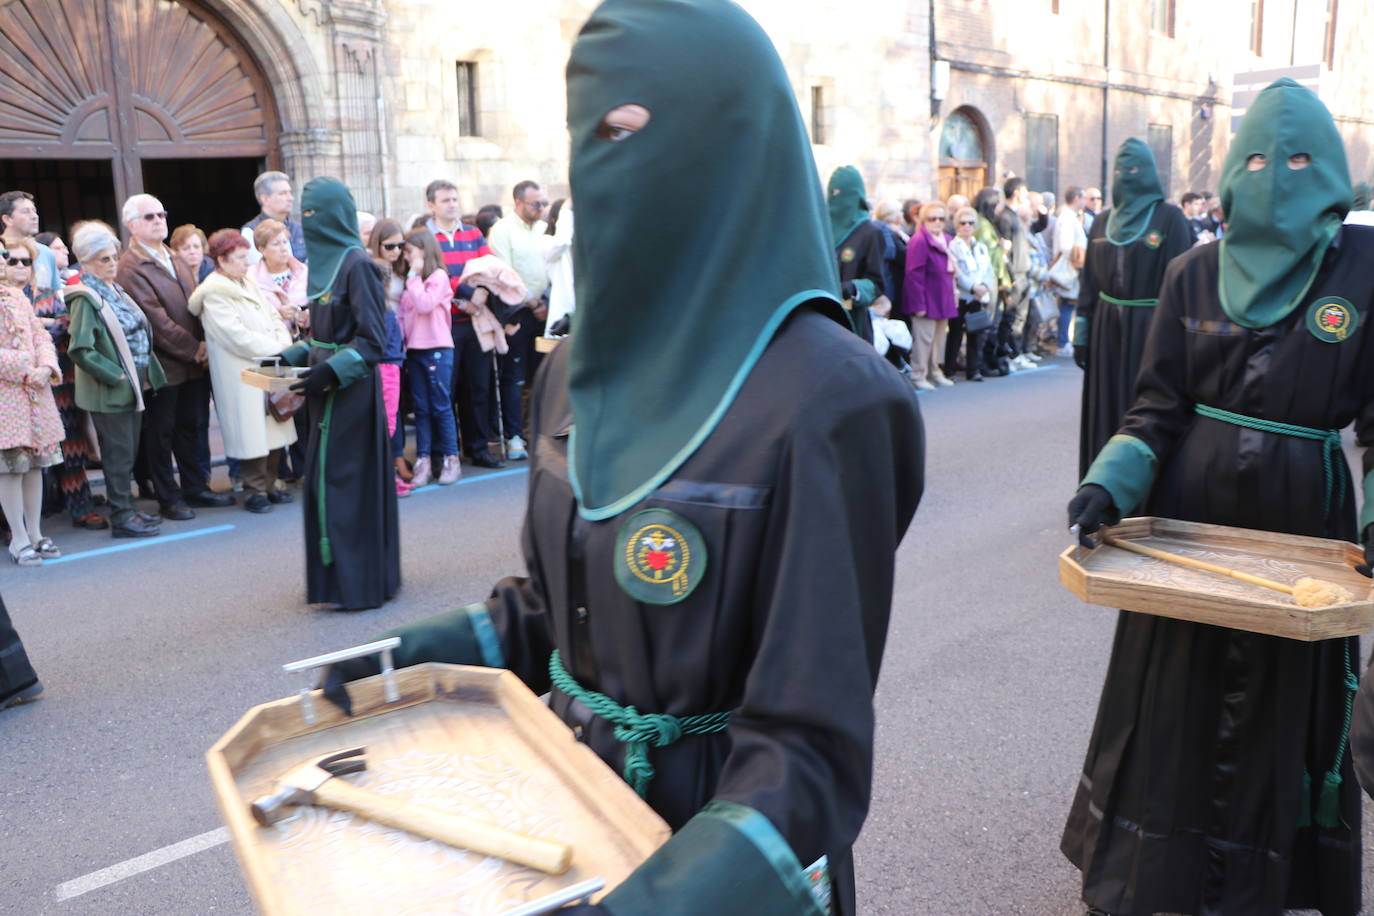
[{"xmin": 938, "ymin": 106, "xmax": 993, "ymax": 203}]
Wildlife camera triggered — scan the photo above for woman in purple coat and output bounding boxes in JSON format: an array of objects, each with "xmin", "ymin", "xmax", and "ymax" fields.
[{"xmin": 903, "ymin": 202, "xmax": 960, "ymax": 389}]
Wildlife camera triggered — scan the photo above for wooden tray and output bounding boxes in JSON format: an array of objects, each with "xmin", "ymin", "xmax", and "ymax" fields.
[
  {"xmin": 1059, "ymin": 517, "xmax": 1374, "ymax": 640},
  {"xmin": 207, "ymin": 663, "xmax": 669, "ymax": 915},
  {"xmin": 240, "ymin": 365, "xmax": 307, "ymax": 393}
]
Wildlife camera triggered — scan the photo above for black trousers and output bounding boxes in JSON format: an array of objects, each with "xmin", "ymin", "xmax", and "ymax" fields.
[
  {"xmin": 0, "ymin": 593, "xmax": 38, "ymax": 699},
  {"xmin": 451, "ymin": 320, "xmax": 495, "ymax": 455},
  {"xmin": 493, "ymin": 309, "xmax": 541, "ymax": 442},
  {"xmin": 142, "ymin": 377, "xmax": 211, "ymax": 504}
]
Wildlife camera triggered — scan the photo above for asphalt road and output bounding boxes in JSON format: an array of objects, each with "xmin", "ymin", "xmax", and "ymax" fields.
[{"xmin": 3, "ymin": 357, "xmax": 1371, "ymax": 915}]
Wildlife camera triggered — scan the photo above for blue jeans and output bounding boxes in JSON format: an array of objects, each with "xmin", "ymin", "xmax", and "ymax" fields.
[
  {"xmin": 406, "ymin": 348, "xmax": 458, "ymax": 459},
  {"xmin": 1058, "ymin": 298, "xmax": 1076, "ymax": 348}
]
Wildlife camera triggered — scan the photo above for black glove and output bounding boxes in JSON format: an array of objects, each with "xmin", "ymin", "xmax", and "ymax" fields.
[
  {"xmin": 319, "ymin": 654, "xmax": 382, "ymax": 717},
  {"xmin": 1357, "ymin": 524, "xmax": 1374, "ymax": 578},
  {"xmin": 1067, "ymin": 484, "xmax": 1116, "ymax": 548},
  {"xmin": 1073, "ymin": 346, "xmax": 1088, "ymax": 370},
  {"xmin": 840, "ymin": 280, "xmax": 857, "ymax": 300},
  {"xmin": 548, "ymin": 314, "xmax": 571, "ymax": 337},
  {"xmin": 257, "ymin": 354, "xmax": 285, "ymax": 367},
  {"xmin": 289, "ymin": 362, "xmax": 338, "ymax": 397}
]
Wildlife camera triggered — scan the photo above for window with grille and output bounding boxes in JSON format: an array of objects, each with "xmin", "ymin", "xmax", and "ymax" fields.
[
  {"xmin": 1148, "ymin": 124, "xmax": 1173, "ymax": 196},
  {"xmin": 456, "ymin": 61, "xmax": 480, "ymax": 137},
  {"xmin": 1025, "ymin": 114, "xmax": 1059, "ymax": 195}
]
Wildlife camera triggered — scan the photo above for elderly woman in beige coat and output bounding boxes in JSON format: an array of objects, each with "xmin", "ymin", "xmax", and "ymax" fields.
[{"xmin": 188, "ymin": 230, "xmax": 295, "ymax": 514}]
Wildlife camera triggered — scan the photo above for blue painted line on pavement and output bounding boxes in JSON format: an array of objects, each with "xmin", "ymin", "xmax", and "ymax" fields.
[
  {"xmin": 407, "ymin": 466, "xmax": 529, "ymax": 496},
  {"xmin": 44, "ymin": 524, "xmax": 236, "ymax": 565}
]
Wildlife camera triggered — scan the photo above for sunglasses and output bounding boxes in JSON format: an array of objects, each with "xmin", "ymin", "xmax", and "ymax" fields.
[
  {"xmin": 958, "ymin": 220, "xmax": 977, "ymax": 225},
  {"xmin": 381, "ymin": 242, "xmax": 405, "ymax": 251},
  {"xmin": 140, "ymin": 210, "xmax": 169, "ymax": 221},
  {"xmin": 6, "ymin": 256, "xmax": 31, "ymax": 267},
  {"xmin": 526, "ymin": 201, "xmax": 549, "ymax": 210},
  {"xmin": 926, "ymin": 215, "xmax": 946, "ymax": 222}
]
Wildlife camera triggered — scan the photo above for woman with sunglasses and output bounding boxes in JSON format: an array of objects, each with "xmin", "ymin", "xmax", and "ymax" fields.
[
  {"xmin": 368, "ymin": 218, "xmax": 417, "ymax": 493},
  {"xmin": 65, "ymin": 222, "xmax": 166, "ymax": 539},
  {"xmin": 903, "ymin": 202, "xmax": 958, "ymax": 390},
  {"xmin": 0, "ymin": 238, "xmax": 64, "ymax": 565},
  {"xmin": 948, "ymin": 206, "xmax": 996, "ymax": 382}
]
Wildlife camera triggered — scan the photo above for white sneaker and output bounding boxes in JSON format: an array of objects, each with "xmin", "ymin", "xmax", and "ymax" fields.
[
  {"xmin": 506, "ymin": 436, "xmax": 528, "ymax": 460},
  {"xmin": 1012, "ymin": 354, "xmax": 1035, "ymax": 371},
  {"xmin": 410, "ymin": 456, "xmax": 432, "ymax": 488},
  {"xmin": 1056, "ymin": 345, "xmax": 1074, "ymax": 358},
  {"xmin": 933, "ymin": 374, "xmax": 955, "ymax": 387},
  {"xmin": 1025, "ymin": 351, "xmax": 1043, "ymax": 361},
  {"xmin": 437, "ymin": 454, "xmax": 462, "ymax": 485},
  {"xmin": 913, "ymin": 378, "xmax": 936, "ymax": 391}
]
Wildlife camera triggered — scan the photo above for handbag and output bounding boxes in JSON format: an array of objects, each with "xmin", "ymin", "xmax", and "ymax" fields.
[
  {"xmin": 1048, "ymin": 251, "xmax": 1079, "ymax": 292},
  {"xmin": 267, "ymin": 390, "xmax": 305, "ymax": 422},
  {"xmin": 963, "ymin": 306, "xmax": 994, "ymax": 333}
]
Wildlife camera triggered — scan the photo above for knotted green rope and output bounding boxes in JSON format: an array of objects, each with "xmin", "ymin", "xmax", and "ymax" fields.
[
  {"xmin": 1312, "ymin": 638, "xmax": 1359, "ymax": 829},
  {"xmin": 1098, "ymin": 293, "xmax": 1159, "ymax": 308},
  {"xmin": 548, "ymin": 649, "xmax": 731, "ymax": 797},
  {"xmin": 1195, "ymin": 404, "xmax": 1345, "ymax": 520},
  {"xmin": 308, "ymin": 338, "xmax": 345, "ymax": 567}
]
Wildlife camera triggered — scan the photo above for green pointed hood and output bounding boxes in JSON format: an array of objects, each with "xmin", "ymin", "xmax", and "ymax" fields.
[
  {"xmin": 566, "ymin": 0, "xmax": 842, "ymax": 520},
  {"xmin": 1106, "ymin": 138, "xmax": 1164, "ymax": 246},
  {"xmin": 1218, "ymin": 78, "xmax": 1351, "ymax": 328},
  {"xmin": 828, "ymin": 165, "xmax": 870, "ymax": 249},
  {"xmin": 301, "ymin": 177, "xmax": 365, "ymax": 301}
]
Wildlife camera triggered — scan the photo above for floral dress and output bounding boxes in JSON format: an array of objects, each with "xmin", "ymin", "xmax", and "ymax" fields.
[
  {"xmin": 31, "ymin": 276, "xmax": 97, "ymax": 515},
  {"xmin": 0, "ymin": 285, "xmax": 63, "ymax": 472}
]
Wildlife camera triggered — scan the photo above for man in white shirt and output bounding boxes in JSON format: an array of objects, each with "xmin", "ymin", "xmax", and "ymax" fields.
[
  {"xmin": 1051, "ymin": 186, "xmax": 1088, "ymax": 357},
  {"xmin": 485, "ymin": 180, "xmax": 551, "ymax": 460}
]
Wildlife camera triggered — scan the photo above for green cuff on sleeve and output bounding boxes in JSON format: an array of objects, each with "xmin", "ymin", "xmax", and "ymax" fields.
[
  {"xmin": 1071, "ymin": 314, "xmax": 1090, "ymax": 347},
  {"xmin": 1081, "ymin": 434, "xmax": 1158, "ymax": 519},
  {"xmin": 1360, "ymin": 468, "xmax": 1374, "ymax": 535},
  {"xmin": 602, "ymin": 801, "xmax": 825, "ymax": 916},
  {"xmin": 852, "ymin": 278, "xmax": 877, "ymax": 308},
  {"xmin": 279, "ymin": 342, "xmax": 310, "ymax": 367},
  {"xmin": 383, "ymin": 602, "xmax": 506, "ymax": 670},
  {"xmin": 325, "ymin": 346, "xmax": 369, "ymax": 388}
]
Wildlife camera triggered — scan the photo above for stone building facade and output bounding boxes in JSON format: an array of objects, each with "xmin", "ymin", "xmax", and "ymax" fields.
[{"xmin": 1, "ymin": 0, "xmax": 1371, "ymax": 237}]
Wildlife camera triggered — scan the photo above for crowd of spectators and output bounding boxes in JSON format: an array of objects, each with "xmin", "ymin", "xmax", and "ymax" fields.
[{"xmin": 0, "ymin": 171, "xmax": 575, "ymax": 566}]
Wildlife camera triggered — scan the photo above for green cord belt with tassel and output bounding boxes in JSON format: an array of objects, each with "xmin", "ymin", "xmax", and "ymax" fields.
[
  {"xmin": 1098, "ymin": 293, "xmax": 1159, "ymax": 308},
  {"xmin": 1194, "ymin": 402, "xmax": 1355, "ymax": 828},
  {"xmin": 308, "ymin": 338, "xmax": 345, "ymax": 567},
  {"xmin": 548, "ymin": 649, "xmax": 731, "ymax": 797}
]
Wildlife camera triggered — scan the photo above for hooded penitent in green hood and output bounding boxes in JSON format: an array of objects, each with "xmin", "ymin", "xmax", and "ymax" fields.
[
  {"xmin": 1218, "ymin": 78, "xmax": 1351, "ymax": 329},
  {"xmin": 301, "ymin": 177, "xmax": 365, "ymax": 301},
  {"xmin": 1105, "ymin": 138, "xmax": 1164, "ymax": 246},
  {"xmin": 566, "ymin": 0, "xmax": 842, "ymax": 520},
  {"xmin": 828, "ymin": 165, "xmax": 870, "ymax": 249}
]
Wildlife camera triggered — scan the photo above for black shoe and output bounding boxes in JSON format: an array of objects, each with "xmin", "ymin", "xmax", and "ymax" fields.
[
  {"xmin": 267, "ymin": 489, "xmax": 293, "ymax": 504},
  {"xmin": 469, "ymin": 449, "xmax": 506, "ymax": 469},
  {"xmin": 184, "ymin": 489, "xmax": 234, "ymax": 508},
  {"xmin": 243, "ymin": 493, "xmax": 273, "ymax": 514},
  {"xmin": 1, "ymin": 679, "xmax": 43, "ymax": 710},
  {"xmin": 966, "ymin": 372, "xmax": 985, "ymax": 382},
  {"xmin": 159, "ymin": 501, "xmax": 196, "ymax": 521},
  {"xmin": 136, "ymin": 509, "xmax": 162, "ymax": 524},
  {"xmin": 113, "ymin": 515, "xmax": 161, "ymax": 538}
]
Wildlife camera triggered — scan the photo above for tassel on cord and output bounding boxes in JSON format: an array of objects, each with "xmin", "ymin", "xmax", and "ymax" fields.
[
  {"xmin": 1314, "ymin": 638, "xmax": 1359, "ymax": 830},
  {"xmin": 1298, "ymin": 770, "xmax": 1312, "ymax": 829},
  {"xmin": 1316, "ymin": 770, "xmax": 1344, "ymax": 829}
]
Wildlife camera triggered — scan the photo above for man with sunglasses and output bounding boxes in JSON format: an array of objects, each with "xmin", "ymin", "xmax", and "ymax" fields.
[
  {"xmin": 117, "ymin": 194, "xmax": 232, "ymax": 521},
  {"xmin": 485, "ymin": 180, "xmax": 551, "ymax": 461}
]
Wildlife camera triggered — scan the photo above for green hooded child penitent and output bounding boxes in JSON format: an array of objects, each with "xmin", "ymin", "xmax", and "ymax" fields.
[
  {"xmin": 301, "ymin": 177, "xmax": 366, "ymax": 302},
  {"xmin": 566, "ymin": 0, "xmax": 842, "ymax": 520},
  {"xmin": 1105, "ymin": 138, "xmax": 1164, "ymax": 246},
  {"xmin": 827, "ymin": 166, "xmax": 870, "ymax": 250},
  {"xmin": 1218, "ymin": 78, "xmax": 1352, "ymax": 329}
]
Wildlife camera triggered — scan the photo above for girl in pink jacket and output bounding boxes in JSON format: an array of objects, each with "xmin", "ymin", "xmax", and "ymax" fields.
[{"xmin": 396, "ymin": 230, "xmax": 460, "ymax": 487}]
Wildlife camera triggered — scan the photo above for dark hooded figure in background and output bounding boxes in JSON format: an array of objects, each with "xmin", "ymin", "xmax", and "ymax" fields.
[
  {"xmin": 1075, "ymin": 138, "xmax": 1193, "ymax": 479},
  {"xmin": 283, "ymin": 177, "xmax": 400, "ymax": 611},
  {"xmin": 828, "ymin": 165, "xmax": 885, "ymax": 345},
  {"xmin": 1066, "ymin": 78, "xmax": 1369, "ymax": 916},
  {"xmin": 319, "ymin": 0, "xmax": 925, "ymax": 912}
]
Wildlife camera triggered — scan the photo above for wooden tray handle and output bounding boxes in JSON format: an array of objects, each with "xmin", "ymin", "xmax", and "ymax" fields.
[{"xmin": 313, "ymin": 777, "xmax": 573, "ymax": 875}]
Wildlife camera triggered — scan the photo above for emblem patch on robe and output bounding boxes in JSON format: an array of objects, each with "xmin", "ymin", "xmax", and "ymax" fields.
[
  {"xmin": 1306, "ymin": 296, "xmax": 1359, "ymax": 343},
  {"xmin": 840, "ymin": 248, "xmax": 855, "ymax": 263},
  {"xmin": 614, "ymin": 509, "xmax": 706, "ymax": 605},
  {"xmin": 1145, "ymin": 231, "xmax": 1163, "ymax": 249}
]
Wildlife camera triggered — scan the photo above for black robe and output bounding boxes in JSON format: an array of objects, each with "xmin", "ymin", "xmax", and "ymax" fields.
[
  {"xmin": 1077, "ymin": 202, "xmax": 1193, "ymax": 479},
  {"xmin": 836, "ymin": 221, "xmax": 886, "ymax": 344},
  {"xmin": 1062, "ymin": 227, "xmax": 1374, "ymax": 916},
  {"xmin": 385, "ymin": 308, "xmax": 924, "ymax": 913},
  {"xmin": 0, "ymin": 593, "xmax": 37, "ymax": 701},
  {"xmin": 301, "ymin": 250, "xmax": 400, "ymax": 610}
]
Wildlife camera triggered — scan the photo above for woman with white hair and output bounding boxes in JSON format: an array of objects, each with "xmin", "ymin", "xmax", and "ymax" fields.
[{"xmin": 65, "ymin": 222, "xmax": 165, "ymax": 538}]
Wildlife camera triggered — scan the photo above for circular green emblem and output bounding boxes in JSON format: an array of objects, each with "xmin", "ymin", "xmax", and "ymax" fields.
[
  {"xmin": 1306, "ymin": 296, "xmax": 1359, "ymax": 343},
  {"xmin": 1145, "ymin": 230, "xmax": 1163, "ymax": 249},
  {"xmin": 614, "ymin": 509, "xmax": 706, "ymax": 605},
  {"xmin": 840, "ymin": 247, "xmax": 856, "ymax": 263}
]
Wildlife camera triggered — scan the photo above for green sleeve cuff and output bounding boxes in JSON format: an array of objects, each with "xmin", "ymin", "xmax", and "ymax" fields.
[
  {"xmin": 1072, "ymin": 315, "xmax": 1090, "ymax": 347},
  {"xmin": 1082, "ymin": 434, "xmax": 1158, "ymax": 518},
  {"xmin": 326, "ymin": 346, "xmax": 369, "ymax": 388},
  {"xmin": 851, "ymin": 278, "xmax": 877, "ymax": 307},
  {"xmin": 603, "ymin": 800, "xmax": 825, "ymax": 916},
  {"xmin": 279, "ymin": 342, "xmax": 310, "ymax": 366},
  {"xmin": 383, "ymin": 602, "xmax": 506, "ymax": 669},
  {"xmin": 1360, "ymin": 469, "xmax": 1374, "ymax": 535}
]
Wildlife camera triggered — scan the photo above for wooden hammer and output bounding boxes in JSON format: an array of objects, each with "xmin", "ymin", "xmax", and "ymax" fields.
[{"xmin": 249, "ymin": 746, "xmax": 573, "ymax": 874}]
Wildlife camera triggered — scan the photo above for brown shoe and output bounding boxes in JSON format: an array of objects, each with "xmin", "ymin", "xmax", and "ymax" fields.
[{"xmin": 394, "ymin": 456, "xmax": 413, "ymax": 482}]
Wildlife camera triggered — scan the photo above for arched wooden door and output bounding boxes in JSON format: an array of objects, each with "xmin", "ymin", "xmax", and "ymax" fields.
[
  {"xmin": 938, "ymin": 108, "xmax": 990, "ymax": 203},
  {"xmin": 0, "ymin": 0, "xmax": 278, "ymax": 223}
]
